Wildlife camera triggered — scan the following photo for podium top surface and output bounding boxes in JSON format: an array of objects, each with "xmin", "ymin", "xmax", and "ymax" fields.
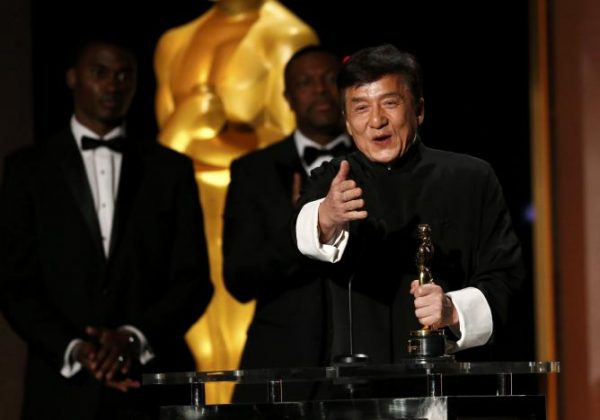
[{"xmin": 142, "ymin": 360, "xmax": 560, "ymax": 386}]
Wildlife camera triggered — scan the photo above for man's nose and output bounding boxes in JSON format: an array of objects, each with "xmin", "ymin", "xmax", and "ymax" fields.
[
  {"xmin": 369, "ymin": 106, "xmax": 388, "ymax": 128},
  {"xmin": 104, "ymin": 76, "xmax": 118, "ymax": 92},
  {"xmin": 313, "ymin": 79, "xmax": 327, "ymax": 94},
  {"xmin": 105, "ymin": 73, "xmax": 126, "ymax": 92}
]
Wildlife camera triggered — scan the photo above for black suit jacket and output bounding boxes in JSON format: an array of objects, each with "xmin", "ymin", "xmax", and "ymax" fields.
[
  {"xmin": 0, "ymin": 128, "xmax": 213, "ymax": 419},
  {"xmin": 296, "ymin": 141, "xmax": 524, "ymax": 363}
]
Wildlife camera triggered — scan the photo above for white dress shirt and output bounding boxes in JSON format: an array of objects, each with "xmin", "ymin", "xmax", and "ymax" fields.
[
  {"xmin": 294, "ymin": 129, "xmax": 352, "ymax": 175},
  {"xmin": 71, "ymin": 116, "xmax": 124, "ymax": 255},
  {"xmin": 61, "ymin": 116, "xmax": 154, "ymax": 378},
  {"xmin": 295, "ymin": 198, "xmax": 494, "ymax": 352}
]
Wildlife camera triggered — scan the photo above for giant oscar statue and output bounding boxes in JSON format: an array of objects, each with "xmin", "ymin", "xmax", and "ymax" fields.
[{"xmin": 154, "ymin": 0, "xmax": 318, "ymax": 403}]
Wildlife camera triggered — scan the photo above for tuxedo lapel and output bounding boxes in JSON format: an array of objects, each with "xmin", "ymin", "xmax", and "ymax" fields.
[
  {"xmin": 108, "ymin": 143, "xmax": 143, "ymax": 260},
  {"xmin": 56, "ymin": 131, "xmax": 105, "ymax": 259},
  {"xmin": 274, "ymin": 136, "xmax": 306, "ymax": 199}
]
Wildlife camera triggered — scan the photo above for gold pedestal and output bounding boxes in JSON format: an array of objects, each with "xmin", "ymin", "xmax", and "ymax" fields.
[{"xmin": 407, "ymin": 329, "xmax": 447, "ymax": 358}]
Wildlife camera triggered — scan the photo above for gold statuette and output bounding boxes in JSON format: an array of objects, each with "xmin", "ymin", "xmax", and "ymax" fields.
[{"xmin": 407, "ymin": 224, "xmax": 448, "ymax": 358}]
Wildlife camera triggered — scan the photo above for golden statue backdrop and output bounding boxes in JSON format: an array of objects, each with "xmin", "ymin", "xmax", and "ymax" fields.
[{"xmin": 154, "ymin": 0, "xmax": 318, "ymax": 403}]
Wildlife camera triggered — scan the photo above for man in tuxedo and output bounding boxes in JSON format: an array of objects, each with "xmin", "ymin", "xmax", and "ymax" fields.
[
  {"xmin": 0, "ymin": 38, "xmax": 213, "ymax": 419},
  {"xmin": 223, "ymin": 45, "xmax": 351, "ymax": 402},
  {"xmin": 295, "ymin": 44, "xmax": 524, "ymax": 375}
]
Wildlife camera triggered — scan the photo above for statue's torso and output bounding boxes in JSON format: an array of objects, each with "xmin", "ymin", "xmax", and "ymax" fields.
[{"xmin": 170, "ymin": 10, "xmax": 269, "ymax": 126}]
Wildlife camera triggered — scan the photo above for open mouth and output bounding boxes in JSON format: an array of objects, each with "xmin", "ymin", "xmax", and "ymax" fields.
[{"xmin": 373, "ymin": 134, "xmax": 392, "ymax": 142}]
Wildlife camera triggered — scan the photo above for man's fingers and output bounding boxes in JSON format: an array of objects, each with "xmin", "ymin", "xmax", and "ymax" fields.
[
  {"xmin": 96, "ymin": 353, "xmax": 120, "ymax": 380},
  {"xmin": 417, "ymin": 314, "xmax": 440, "ymax": 328},
  {"xmin": 413, "ymin": 283, "xmax": 441, "ymax": 298},
  {"xmin": 341, "ymin": 186, "xmax": 362, "ymax": 201},
  {"xmin": 291, "ymin": 172, "xmax": 302, "ymax": 205},
  {"xmin": 94, "ymin": 344, "xmax": 110, "ymax": 368},
  {"xmin": 345, "ymin": 210, "xmax": 368, "ymax": 220},
  {"xmin": 332, "ymin": 160, "xmax": 350, "ymax": 184},
  {"xmin": 105, "ymin": 378, "xmax": 141, "ymax": 393},
  {"xmin": 120, "ymin": 358, "xmax": 132, "ymax": 375},
  {"xmin": 344, "ymin": 198, "xmax": 365, "ymax": 212},
  {"xmin": 410, "ymin": 280, "xmax": 420, "ymax": 295},
  {"xmin": 85, "ymin": 326, "xmax": 101, "ymax": 338}
]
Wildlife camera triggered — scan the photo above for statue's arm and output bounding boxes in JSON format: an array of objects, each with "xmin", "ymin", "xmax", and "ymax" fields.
[{"xmin": 154, "ymin": 31, "xmax": 178, "ymax": 130}]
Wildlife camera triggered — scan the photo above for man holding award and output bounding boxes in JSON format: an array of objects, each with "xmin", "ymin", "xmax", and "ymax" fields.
[{"xmin": 295, "ymin": 44, "xmax": 524, "ymax": 365}]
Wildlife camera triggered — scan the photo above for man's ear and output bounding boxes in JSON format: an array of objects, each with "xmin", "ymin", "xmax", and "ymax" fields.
[
  {"xmin": 416, "ymin": 97, "xmax": 425, "ymax": 125},
  {"xmin": 345, "ymin": 118, "xmax": 353, "ymax": 137},
  {"xmin": 283, "ymin": 89, "xmax": 293, "ymax": 110},
  {"xmin": 66, "ymin": 68, "xmax": 76, "ymax": 90}
]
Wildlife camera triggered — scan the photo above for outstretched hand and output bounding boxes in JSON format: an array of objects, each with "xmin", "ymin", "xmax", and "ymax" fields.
[
  {"xmin": 317, "ymin": 160, "xmax": 368, "ymax": 243},
  {"xmin": 410, "ymin": 280, "xmax": 459, "ymax": 330}
]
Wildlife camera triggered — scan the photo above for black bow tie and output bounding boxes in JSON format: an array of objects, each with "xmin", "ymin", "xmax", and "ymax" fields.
[
  {"xmin": 303, "ymin": 143, "xmax": 350, "ymax": 166},
  {"xmin": 81, "ymin": 136, "xmax": 125, "ymax": 153}
]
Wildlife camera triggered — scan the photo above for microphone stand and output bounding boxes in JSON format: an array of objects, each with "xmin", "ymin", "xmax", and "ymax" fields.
[{"xmin": 333, "ymin": 273, "xmax": 369, "ymax": 398}]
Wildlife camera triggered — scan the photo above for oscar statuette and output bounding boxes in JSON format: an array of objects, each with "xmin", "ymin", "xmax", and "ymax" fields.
[{"xmin": 407, "ymin": 224, "xmax": 449, "ymax": 359}]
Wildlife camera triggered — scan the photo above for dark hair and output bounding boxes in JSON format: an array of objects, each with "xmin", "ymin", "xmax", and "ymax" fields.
[
  {"xmin": 284, "ymin": 44, "xmax": 339, "ymax": 92},
  {"xmin": 337, "ymin": 44, "xmax": 423, "ymax": 107},
  {"xmin": 68, "ymin": 34, "xmax": 136, "ymax": 68}
]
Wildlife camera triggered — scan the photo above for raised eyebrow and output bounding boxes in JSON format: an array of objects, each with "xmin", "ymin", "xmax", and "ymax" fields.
[
  {"xmin": 379, "ymin": 92, "xmax": 403, "ymax": 101},
  {"xmin": 90, "ymin": 62, "xmax": 134, "ymax": 72},
  {"xmin": 350, "ymin": 96, "xmax": 369, "ymax": 104}
]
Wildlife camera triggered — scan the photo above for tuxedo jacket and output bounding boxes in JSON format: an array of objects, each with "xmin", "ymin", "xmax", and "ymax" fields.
[
  {"xmin": 0, "ymin": 128, "xmax": 213, "ymax": 419},
  {"xmin": 223, "ymin": 135, "xmax": 350, "ymax": 401}
]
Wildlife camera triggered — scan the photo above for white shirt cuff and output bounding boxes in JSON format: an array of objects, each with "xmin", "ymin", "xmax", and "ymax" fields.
[
  {"xmin": 445, "ymin": 287, "xmax": 493, "ymax": 353},
  {"xmin": 61, "ymin": 339, "xmax": 83, "ymax": 378},
  {"xmin": 120, "ymin": 325, "xmax": 155, "ymax": 365},
  {"xmin": 296, "ymin": 198, "xmax": 349, "ymax": 263}
]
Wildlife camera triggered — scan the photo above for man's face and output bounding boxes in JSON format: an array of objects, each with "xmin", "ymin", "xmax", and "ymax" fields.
[
  {"xmin": 285, "ymin": 52, "xmax": 342, "ymax": 142},
  {"xmin": 344, "ymin": 74, "xmax": 424, "ymax": 164},
  {"xmin": 67, "ymin": 43, "xmax": 137, "ymax": 135}
]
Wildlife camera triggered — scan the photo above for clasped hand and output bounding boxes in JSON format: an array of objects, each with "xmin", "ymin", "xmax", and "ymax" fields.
[{"xmin": 74, "ymin": 326, "xmax": 141, "ymax": 392}]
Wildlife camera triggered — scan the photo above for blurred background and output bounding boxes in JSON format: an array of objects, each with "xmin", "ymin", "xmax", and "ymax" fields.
[{"xmin": 1, "ymin": 1, "xmax": 598, "ymax": 419}]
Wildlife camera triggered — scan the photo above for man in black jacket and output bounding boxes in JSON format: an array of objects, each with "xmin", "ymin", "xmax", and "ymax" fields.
[
  {"xmin": 0, "ymin": 38, "xmax": 213, "ymax": 419},
  {"xmin": 295, "ymin": 44, "xmax": 523, "ymax": 368}
]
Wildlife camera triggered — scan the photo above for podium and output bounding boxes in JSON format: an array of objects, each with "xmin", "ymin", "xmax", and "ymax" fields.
[{"xmin": 143, "ymin": 360, "xmax": 559, "ymax": 419}]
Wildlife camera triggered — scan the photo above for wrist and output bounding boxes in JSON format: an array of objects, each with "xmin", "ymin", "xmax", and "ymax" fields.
[
  {"xmin": 317, "ymin": 208, "xmax": 336, "ymax": 244},
  {"xmin": 444, "ymin": 294, "xmax": 460, "ymax": 328}
]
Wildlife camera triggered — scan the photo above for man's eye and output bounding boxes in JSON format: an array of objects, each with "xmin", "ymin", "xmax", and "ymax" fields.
[
  {"xmin": 116, "ymin": 71, "xmax": 131, "ymax": 82},
  {"xmin": 295, "ymin": 78, "xmax": 310, "ymax": 88},
  {"xmin": 324, "ymin": 73, "xmax": 337, "ymax": 85},
  {"xmin": 90, "ymin": 67, "xmax": 107, "ymax": 79}
]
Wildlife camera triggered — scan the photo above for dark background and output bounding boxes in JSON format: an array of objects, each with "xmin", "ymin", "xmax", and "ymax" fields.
[{"xmin": 30, "ymin": 0, "xmax": 533, "ymax": 362}]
